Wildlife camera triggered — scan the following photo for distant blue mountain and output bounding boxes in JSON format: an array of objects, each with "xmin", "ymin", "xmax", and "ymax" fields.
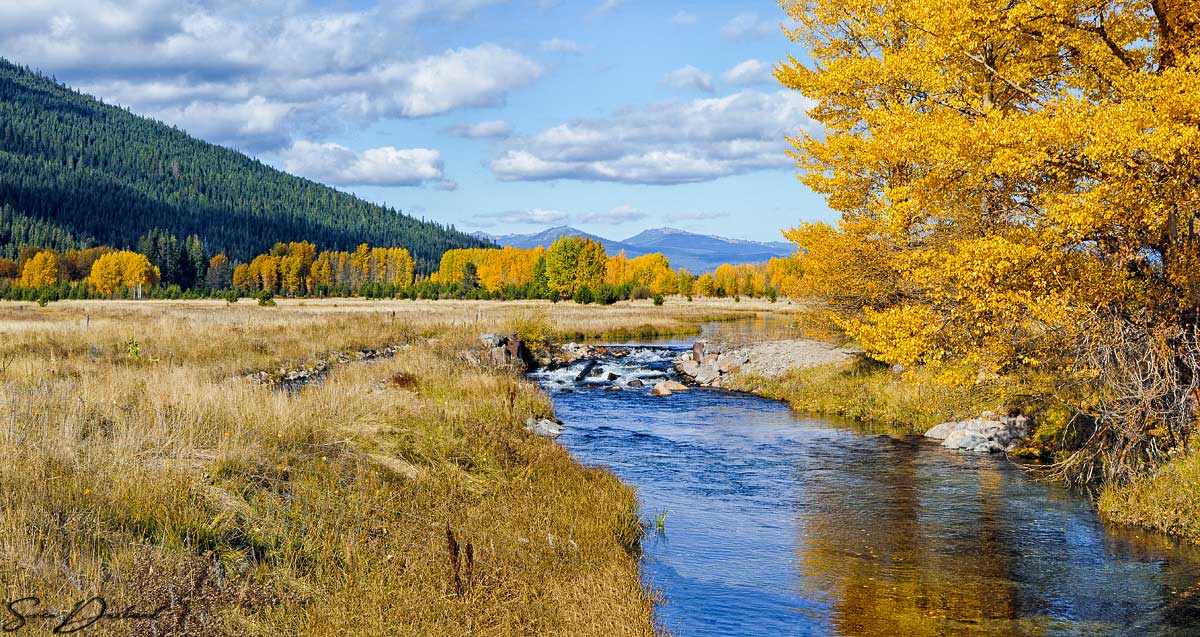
[{"xmin": 470, "ymin": 225, "xmax": 794, "ymax": 273}]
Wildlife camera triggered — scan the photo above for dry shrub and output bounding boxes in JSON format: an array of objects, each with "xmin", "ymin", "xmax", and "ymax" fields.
[
  {"xmin": 1050, "ymin": 310, "xmax": 1200, "ymax": 486},
  {"xmin": 0, "ymin": 299, "xmax": 677, "ymax": 636}
]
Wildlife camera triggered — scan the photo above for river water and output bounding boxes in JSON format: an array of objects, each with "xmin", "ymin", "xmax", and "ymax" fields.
[{"xmin": 531, "ymin": 333, "xmax": 1200, "ymax": 637}]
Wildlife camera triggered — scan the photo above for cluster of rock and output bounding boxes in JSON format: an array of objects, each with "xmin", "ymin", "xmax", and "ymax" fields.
[
  {"xmin": 525, "ymin": 417, "xmax": 565, "ymax": 438},
  {"xmin": 674, "ymin": 340, "xmax": 751, "ymax": 388},
  {"xmin": 674, "ymin": 338, "xmax": 858, "ymax": 388},
  {"xmin": 475, "ymin": 334, "xmax": 536, "ymax": 372},
  {"xmin": 246, "ymin": 344, "xmax": 407, "ymax": 393},
  {"xmin": 924, "ymin": 413, "xmax": 1031, "ymax": 453},
  {"xmin": 542, "ymin": 343, "xmax": 640, "ymax": 369}
]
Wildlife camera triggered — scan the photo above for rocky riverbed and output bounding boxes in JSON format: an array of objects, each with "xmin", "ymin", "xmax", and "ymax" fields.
[
  {"xmin": 476, "ymin": 331, "xmax": 1034, "ymax": 453},
  {"xmin": 673, "ymin": 338, "xmax": 856, "ymax": 388}
]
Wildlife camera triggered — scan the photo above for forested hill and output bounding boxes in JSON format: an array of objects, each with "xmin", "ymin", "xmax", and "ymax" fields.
[{"xmin": 0, "ymin": 59, "xmax": 490, "ymax": 271}]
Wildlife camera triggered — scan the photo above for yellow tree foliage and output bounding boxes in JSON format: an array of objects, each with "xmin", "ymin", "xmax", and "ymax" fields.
[
  {"xmin": 88, "ymin": 251, "xmax": 159, "ymax": 296},
  {"xmin": 235, "ymin": 243, "xmax": 415, "ymax": 294},
  {"xmin": 777, "ymin": 0, "xmax": 1199, "ymax": 372},
  {"xmin": 232, "ymin": 263, "xmax": 252, "ymax": 290},
  {"xmin": 18, "ymin": 250, "xmax": 59, "ymax": 287},
  {"xmin": 545, "ymin": 237, "xmax": 608, "ymax": 299}
]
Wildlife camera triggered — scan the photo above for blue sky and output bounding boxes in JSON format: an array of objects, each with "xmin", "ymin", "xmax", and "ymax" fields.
[{"xmin": 0, "ymin": 0, "xmax": 833, "ymax": 243}]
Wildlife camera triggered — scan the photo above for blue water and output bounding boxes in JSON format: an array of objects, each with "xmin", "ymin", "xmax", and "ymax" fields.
[{"xmin": 536, "ymin": 345, "xmax": 1200, "ymax": 637}]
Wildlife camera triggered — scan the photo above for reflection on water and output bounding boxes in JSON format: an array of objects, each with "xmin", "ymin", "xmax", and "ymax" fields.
[
  {"xmin": 635, "ymin": 312, "xmax": 806, "ymax": 348},
  {"xmin": 541, "ymin": 346, "xmax": 1200, "ymax": 637}
]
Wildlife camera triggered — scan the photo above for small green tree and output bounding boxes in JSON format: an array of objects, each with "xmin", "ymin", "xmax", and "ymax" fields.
[
  {"xmin": 460, "ymin": 262, "xmax": 479, "ymax": 297},
  {"xmin": 573, "ymin": 286, "xmax": 594, "ymax": 305}
]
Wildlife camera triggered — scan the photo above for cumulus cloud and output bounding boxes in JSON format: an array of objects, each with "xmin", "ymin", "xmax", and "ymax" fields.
[
  {"xmin": 591, "ymin": 0, "xmax": 625, "ymax": 16},
  {"xmin": 491, "ymin": 90, "xmax": 819, "ymax": 185},
  {"xmin": 662, "ymin": 66, "xmax": 714, "ymax": 93},
  {"xmin": 671, "ymin": 11, "xmax": 698, "ymax": 26},
  {"xmin": 283, "ymin": 141, "xmax": 452, "ymax": 188},
  {"xmin": 578, "ymin": 204, "xmax": 647, "ymax": 224},
  {"xmin": 541, "ymin": 38, "xmax": 582, "ymax": 54},
  {"xmin": 722, "ymin": 59, "xmax": 775, "ymax": 86},
  {"xmin": 472, "ymin": 209, "xmax": 572, "ymax": 227},
  {"xmin": 721, "ymin": 13, "xmax": 777, "ymax": 40},
  {"xmin": 0, "ymin": 1, "xmax": 541, "ymax": 151},
  {"xmin": 388, "ymin": 45, "xmax": 542, "ymax": 118},
  {"xmin": 667, "ymin": 210, "xmax": 728, "ymax": 222},
  {"xmin": 449, "ymin": 120, "xmax": 513, "ymax": 139}
]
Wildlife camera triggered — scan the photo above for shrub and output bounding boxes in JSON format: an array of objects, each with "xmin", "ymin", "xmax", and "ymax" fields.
[
  {"xmin": 224, "ymin": 289, "xmax": 240, "ymax": 304},
  {"xmin": 573, "ymin": 286, "xmax": 595, "ymax": 305},
  {"xmin": 652, "ymin": 293, "xmax": 665, "ymax": 306},
  {"xmin": 257, "ymin": 290, "xmax": 276, "ymax": 307},
  {"xmin": 595, "ymin": 284, "xmax": 619, "ymax": 306}
]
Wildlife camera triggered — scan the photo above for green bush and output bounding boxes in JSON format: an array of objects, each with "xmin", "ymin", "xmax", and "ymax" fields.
[
  {"xmin": 573, "ymin": 286, "xmax": 595, "ymax": 305},
  {"xmin": 652, "ymin": 293, "xmax": 665, "ymax": 306},
  {"xmin": 257, "ymin": 290, "xmax": 277, "ymax": 307}
]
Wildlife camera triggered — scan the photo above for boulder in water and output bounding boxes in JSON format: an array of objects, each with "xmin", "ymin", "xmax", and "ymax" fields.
[
  {"xmin": 627, "ymin": 379, "xmax": 645, "ymax": 387},
  {"xmin": 574, "ymin": 360, "xmax": 599, "ymax": 382},
  {"xmin": 525, "ymin": 417, "xmax": 564, "ymax": 438},
  {"xmin": 651, "ymin": 382, "xmax": 674, "ymax": 396},
  {"xmin": 925, "ymin": 414, "xmax": 1030, "ymax": 453},
  {"xmin": 693, "ymin": 363, "xmax": 721, "ymax": 386}
]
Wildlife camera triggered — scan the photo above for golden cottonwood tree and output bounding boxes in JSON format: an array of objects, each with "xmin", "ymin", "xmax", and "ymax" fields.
[
  {"xmin": 88, "ymin": 251, "xmax": 158, "ymax": 296},
  {"xmin": 17, "ymin": 250, "xmax": 58, "ymax": 287},
  {"xmin": 779, "ymin": 0, "xmax": 1200, "ymax": 371}
]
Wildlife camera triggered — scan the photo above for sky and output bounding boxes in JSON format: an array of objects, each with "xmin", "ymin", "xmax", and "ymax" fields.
[{"xmin": 0, "ymin": 0, "xmax": 834, "ymax": 243}]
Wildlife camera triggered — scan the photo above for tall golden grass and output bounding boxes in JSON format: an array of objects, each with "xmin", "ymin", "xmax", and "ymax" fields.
[{"xmin": 0, "ymin": 297, "xmax": 766, "ymax": 635}]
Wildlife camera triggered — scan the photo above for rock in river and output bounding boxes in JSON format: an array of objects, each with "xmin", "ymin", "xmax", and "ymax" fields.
[
  {"xmin": 525, "ymin": 417, "xmax": 564, "ymax": 438},
  {"xmin": 652, "ymin": 380, "xmax": 689, "ymax": 396},
  {"xmin": 925, "ymin": 413, "xmax": 1030, "ymax": 453}
]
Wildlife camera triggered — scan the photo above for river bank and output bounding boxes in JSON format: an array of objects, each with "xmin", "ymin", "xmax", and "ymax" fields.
[
  {"xmin": 4, "ymin": 298, "xmax": 790, "ymax": 636},
  {"xmin": 653, "ymin": 331, "xmax": 1200, "ymax": 546},
  {"xmin": 531, "ymin": 332, "xmax": 1200, "ymax": 636}
]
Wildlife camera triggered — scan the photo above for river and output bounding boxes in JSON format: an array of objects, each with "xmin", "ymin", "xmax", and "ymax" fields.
[{"xmin": 530, "ymin": 328, "xmax": 1200, "ymax": 636}]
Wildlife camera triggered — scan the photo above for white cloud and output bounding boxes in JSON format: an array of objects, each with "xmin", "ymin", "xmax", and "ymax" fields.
[
  {"xmin": 473, "ymin": 209, "xmax": 572, "ymax": 227},
  {"xmin": 721, "ymin": 13, "xmax": 777, "ymax": 40},
  {"xmin": 283, "ymin": 141, "xmax": 451, "ymax": 188},
  {"xmin": 591, "ymin": 0, "xmax": 625, "ymax": 16},
  {"xmin": 0, "ymin": 2, "xmax": 541, "ymax": 151},
  {"xmin": 449, "ymin": 120, "xmax": 514, "ymax": 139},
  {"xmin": 491, "ymin": 90, "xmax": 819, "ymax": 185},
  {"xmin": 722, "ymin": 59, "xmax": 775, "ymax": 86},
  {"xmin": 663, "ymin": 66, "xmax": 714, "ymax": 93},
  {"xmin": 147, "ymin": 96, "xmax": 295, "ymax": 150},
  {"xmin": 579, "ymin": 204, "xmax": 647, "ymax": 224},
  {"xmin": 541, "ymin": 38, "xmax": 582, "ymax": 54},
  {"xmin": 667, "ymin": 211, "xmax": 728, "ymax": 222},
  {"xmin": 671, "ymin": 11, "xmax": 698, "ymax": 26},
  {"xmin": 389, "ymin": 45, "xmax": 542, "ymax": 118}
]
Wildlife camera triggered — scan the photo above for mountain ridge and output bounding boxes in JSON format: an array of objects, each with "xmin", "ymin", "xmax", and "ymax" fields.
[{"xmin": 470, "ymin": 225, "xmax": 795, "ymax": 272}]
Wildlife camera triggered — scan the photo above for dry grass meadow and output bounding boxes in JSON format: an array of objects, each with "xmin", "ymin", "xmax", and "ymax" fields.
[{"xmin": 0, "ymin": 297, "xmax": 775, "ymax": 636}]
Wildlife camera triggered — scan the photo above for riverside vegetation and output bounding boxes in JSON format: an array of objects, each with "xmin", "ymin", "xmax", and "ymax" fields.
[
  {"xmin": 766, "ymin": 1, "xmax": 1200, "ymax": 543},
  {"xmin": 0, "ymin": 298, "xmax": 761, "ymax": 635}
]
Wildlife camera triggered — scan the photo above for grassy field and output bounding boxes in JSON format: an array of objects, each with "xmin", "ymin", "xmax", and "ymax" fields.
[{"xmin": 0, "ymin": 297, "xmax": 771, "ymax": 636}]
